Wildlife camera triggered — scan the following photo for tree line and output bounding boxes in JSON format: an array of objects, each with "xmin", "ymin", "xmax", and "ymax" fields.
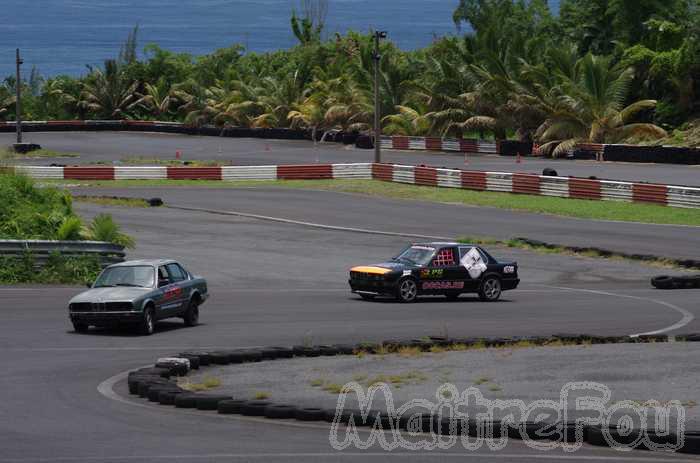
[{"xmin": 1, "ymin": 0, "xmax": 699, "ymax": 155}]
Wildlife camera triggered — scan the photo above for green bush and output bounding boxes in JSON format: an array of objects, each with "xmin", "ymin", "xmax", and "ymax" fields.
[
  {"xmin": 0, "ymin": 172, "xmax": 75, "ymax": 239},
  {"xmin": 0, "ymin": 172, "xmax": 135, "ymax": 247},
  {"xmin": 84, "ymin": 214, "xmax": 136, "ymax": 249},
  {"xmin": 0, "ymin": 252, "xmax": 102, "ymax": 285}
]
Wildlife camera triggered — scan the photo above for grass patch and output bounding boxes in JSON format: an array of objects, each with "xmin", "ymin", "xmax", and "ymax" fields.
[
  {"xmin": 119, "ymin": 157, "xmax": 230, "ymax": 167},
  {"xmin": 46, "ymin": 178, "xmax": 700, "ymax": 227},
  {"xmin": 459, "ymin": 235, "xmax": 693, "ymax": 270},
  {"xmin": 321, "ymin": 383, "xmax": 344, "ymax": 394},
  {"xmin": 397, "ymin": 346, "xmax": 424, "ymax": 357},
  {"xmin": 253, "ymin": 391, "xmax": 270, "ymax": 400},
  {"xmin": 0, "ymin": 148, "xmax": 79, "ymax": 159},
  {"xmin": 73, "ymin": 196, "xmax": 149, "ymax": 208},
  {"xmin": 179, "ymin": 376, "xmax": 222, "ymax": 392},
  {"xmin": 365, "ymin": 371, "xmax": 428, "ymax": 388}
]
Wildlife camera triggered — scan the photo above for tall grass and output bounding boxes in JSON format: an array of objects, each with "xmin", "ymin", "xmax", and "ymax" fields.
[
  {"xmin": 0, "ymin": 173, "xmax": 75, "ymax": 239},
  {"xmin": 83, "ymin": 214, "xmax": 135, "ymax": 249},
  {"xmin": 0, "ymin": 172, "xmax": 135, "ymax": 247}
]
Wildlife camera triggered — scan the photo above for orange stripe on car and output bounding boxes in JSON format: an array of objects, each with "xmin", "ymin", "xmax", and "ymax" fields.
[{"xmin": 350, "ymin": 266, "xmax": 392, "ymax": 275}]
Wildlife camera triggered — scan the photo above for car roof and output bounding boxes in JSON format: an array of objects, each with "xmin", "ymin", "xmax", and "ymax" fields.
[
  {"xmin": 109, "ymin": 259, "xmax": 178, "ymax": 268},
  {"xmin": 412, "ymin": 242, "xmax": 479, "ymax": 248}
]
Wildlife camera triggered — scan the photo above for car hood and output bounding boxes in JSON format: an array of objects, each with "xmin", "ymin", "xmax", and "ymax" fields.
[
  {"xmin": 70, "ymin": 287, "xmax": 151, "ymax": 303},
  {"xmin": 350, "ymin": 261, "xmax": 418, "ymax": 274}
]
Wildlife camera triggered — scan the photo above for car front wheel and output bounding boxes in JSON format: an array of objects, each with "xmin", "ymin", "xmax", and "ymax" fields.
[
  {"xmin": 479, "ymin": 276, "xmax": 502, "ymax": 302},
  {"xmin": 72, "ymin": 321, "xmax": 89, "ymax": 333},
  {"xmin": 139, "ymin": 307, "xmax": 155, "ymax": 335},
  {"xmin": 397, "ymin": 278, "xmax": 418, "ymax": 303},
  {"xmin": 184, "ymin": 299, "xmax": 200, "ymax": 327}
]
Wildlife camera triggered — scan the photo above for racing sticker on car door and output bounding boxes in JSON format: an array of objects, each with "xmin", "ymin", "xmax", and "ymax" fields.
[{"xmin": 461, "ymin": 247, "xmax": 487, "ymax": 278}]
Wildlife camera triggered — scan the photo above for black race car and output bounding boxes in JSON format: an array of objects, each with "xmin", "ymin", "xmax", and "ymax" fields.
[{"xmin": 349, "ymin": 242, "xmax": 519, "ymax": 303}]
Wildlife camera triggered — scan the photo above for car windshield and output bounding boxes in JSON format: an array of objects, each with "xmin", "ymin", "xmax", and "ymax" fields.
[
  {"xmin": 94, "ymin": 266, "xmax": 154, "ymax": 288},
  {"xmin": 394, "ymin": 246, "xmax": 435, "ymax": 266}
]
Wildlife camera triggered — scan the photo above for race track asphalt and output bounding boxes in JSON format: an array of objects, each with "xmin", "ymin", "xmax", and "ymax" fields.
[
  {"xmin": 2, "ymin": 192, "xmax": 700, "ymax": 462},
  {"xmin": 4, "ymin": 131, "xmax": 700, "ymax": 186},
  {"xmin": 73, "ymin": 185, "xmax": 700, "ymax": 261}
]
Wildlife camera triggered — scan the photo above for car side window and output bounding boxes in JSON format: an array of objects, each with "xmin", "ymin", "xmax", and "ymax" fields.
[
  {"xmin": 176, "ymin": 264, "xmax": 190, "ymax": 280},
  {"xmin": 158, "ymin": 266, "xmax": 171, "ymax": 287},
  {"xmin": 431, "ymin": 247, "xmax": 457, "ymax": 267},
  {"xmin": 166, "ymin": 264, "xmax": 186, "ymax": 283},
  {"xmin": 460, "ymin": 247, "xmax": 489, "ymax": 264}
]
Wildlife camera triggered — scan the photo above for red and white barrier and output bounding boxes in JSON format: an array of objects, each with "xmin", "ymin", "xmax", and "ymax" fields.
[
  {"xmin": 10, "ymin": 163, "xmax": 700, "ymax": 209},
  {"xmin": 381, "ymin": 136, "xmax": 499, "ymax": 154},
  {"xmin": 371, "ymin": 164, "xmax": 700, "ymax": 209}
]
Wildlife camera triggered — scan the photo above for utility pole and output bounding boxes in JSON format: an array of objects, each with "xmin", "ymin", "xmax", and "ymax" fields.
[
  {"xmin": 15, "ymin": 48, "xmax": 23, "ymax": 144},
  {"xmin": 372, "ymin": 31, "xmax": 387, "ymax": 164}
]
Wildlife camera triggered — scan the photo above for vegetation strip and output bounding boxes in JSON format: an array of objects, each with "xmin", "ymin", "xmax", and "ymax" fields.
[
  {"xmin": 73, "ymin": 196, "xmax": 152, "ymax": 208},
  {"xmin": 0, "ymin": 172, "xmax": 135, "ymax": 284},
  {"xmin": 52, "ymin": 178, "xmax": 700, "ymax": 226},
  {"xmin": 459, "ymin": 236, "xmax": 700, "ymax": 271},
  {"xmin": 0, "ymin": 148, "xmax": 79, "ymax": 160},
  {"xmin": 123, "ymin": 333, "xmax": 700, "ymax": 454}
]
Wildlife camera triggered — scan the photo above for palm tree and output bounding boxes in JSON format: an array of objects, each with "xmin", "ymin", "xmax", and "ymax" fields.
[
  {"xmin": 288, "ymin": 94, "xmax": 326, "ymax": 142},
  {"xmin": 211, "ymin": 79, "xmax": 267, "ymax": 127},
  {"xmin": 251, "ymin": 72, "xmax": 307, "ymax": 128},
  {"xmin": 132, "ymin": 79, "xmax": 176, "ymax": 120},
  {"xmin": 315, "ymin": 74, "xmax": 371, "ymax": 132},
  {"xmin": 80, "ymin": 60, "xmax": 139, "ymax": 119},
  {"xmin": 382, "ymin": 104, "xmax": 431, "ymax": 136},
  {"xmin": 0, "ymin": 90, "xmax": 15, "ymax": 121},
  {"xmin": 536, "ymin": 54, "xmax": 667, "ymax": 157},
  {"xmin": 171, "ymin": 79, "xmax": 219, "ymax": 127},
  {"xmin": 44, "ymin": 77, "xmax": 84, "ymax": 119}
]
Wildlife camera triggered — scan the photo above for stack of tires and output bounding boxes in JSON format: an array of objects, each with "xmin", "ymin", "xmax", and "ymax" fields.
[{"xmin": 651, "ymin": 275, "xmax": 700, "ymax": 289}]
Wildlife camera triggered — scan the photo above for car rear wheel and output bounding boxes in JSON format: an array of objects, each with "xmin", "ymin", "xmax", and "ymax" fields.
[
  {"xmin": 479, "ymin": 276, "xmax": 502, "ymax": 302},
  {"xmin": 72, "ymin": 321, "xmax": 89, "ymax": 333},
  {"xmin": 139, "ymin": 306, "xmax": 155, "ymax": 335},
  {"xmin": 184, "ymin": 299, "xmax": 200, "ymax": 327},
  {"xmin": 397, "ymin": 278, "xmax": 418, "ymax": 303}
]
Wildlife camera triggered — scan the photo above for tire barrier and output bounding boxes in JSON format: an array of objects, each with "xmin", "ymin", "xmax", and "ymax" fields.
[
  {"xmin": 381, "ymin": 135, "xmax": 700, "ymax": 165},
  {"xmin": 0, "ymin": 120, "xmax": 315, "ymax": 141},
  {"xmin": 603, "ymin": 144, "xmax": 700, "ymax": 165},
  {"xmin": 11, "ymin": 162, "xmax": 700, "ymax": 209},
  {"xmin": 116, "ymin": 334, "xmax": 700, "ymax": 455},
  {"xmin": 651, "ymin": 275, "xmax": 700, "ymax": 289},
  {"xmin": 4, "ymin": 120, "xmax": 698, "ymax": 164}
]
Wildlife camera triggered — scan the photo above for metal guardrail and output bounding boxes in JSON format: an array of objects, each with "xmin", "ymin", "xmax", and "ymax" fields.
[{"xmin": 0, "ymin": 240, "xmax": 126, "ymax": 267}]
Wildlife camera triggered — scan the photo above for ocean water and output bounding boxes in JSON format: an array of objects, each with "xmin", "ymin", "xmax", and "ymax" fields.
[{"xmin": 0, "ymin": 0, "xmax": 463, "ymax": 78}]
